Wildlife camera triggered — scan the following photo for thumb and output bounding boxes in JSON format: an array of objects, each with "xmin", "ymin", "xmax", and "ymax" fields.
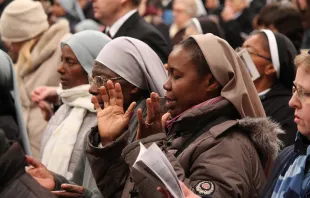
[
  {"xmin": 25, "ymin": 155, "xmax": 43, "ymax": 168},
  {"xmin": 124, "ymin": 102, "xmax": 137, "ymax": 121},
  {"xmin": 161, "ymin": 112, "xmax": 171, "ymax": 129}
]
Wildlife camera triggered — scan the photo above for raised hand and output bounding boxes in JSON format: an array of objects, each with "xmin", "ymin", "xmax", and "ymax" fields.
[
  {"xmin": 136, "ymin": 92, "xmax": 170, "ymax": 140},
  {"xmin": 31, "ymin": 86, "xmax": 58, "ymax": 104},
  {"xmin": 92, "ymin": 80, "xmax": 136, "ymax": 145},
  {"xmin": 51, "ymin": 184, "xmax": 85, "ymax": 198},
  {"xmin": 25, "ymin": 155, "xmax": 55, "ymax": 191}
]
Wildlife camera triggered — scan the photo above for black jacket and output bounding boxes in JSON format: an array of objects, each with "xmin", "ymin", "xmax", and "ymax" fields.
[
  {"xmin": 260, "ymin": 84, "xmax": 297, "ymax": 148},
  {"xmin": 0, "ymin": 138, "xmax": 56, "ymax": 198},
  {"xmin": 106, "ymin": 12, "xmax": 170, "ymax": 63}
]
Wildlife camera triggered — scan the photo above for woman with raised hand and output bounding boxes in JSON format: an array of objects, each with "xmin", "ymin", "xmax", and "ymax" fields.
[{"xmin": 87, "ymin": 34, "xmax": 282, "ymax": 198}]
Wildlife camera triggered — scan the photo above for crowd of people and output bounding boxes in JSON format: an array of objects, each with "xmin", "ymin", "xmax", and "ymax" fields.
[{"xmin": 0, "ymin": 0, "xmax": 310, "ymax": 198}]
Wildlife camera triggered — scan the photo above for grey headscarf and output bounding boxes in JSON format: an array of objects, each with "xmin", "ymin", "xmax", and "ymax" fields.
[
  {"xmin": 96, "ymin": 37, "xmax": 167, "ymax": 96},
  {"xmin": 75, "ymin": 19, "xmax": 101, "ymax": 32},
  {"xmin": 59, "ymin": 0, "xmax": 85, "ymax": 21},
  {"xmin": 61, "ymin": 30, "xmax": 111, "ymax": 75},
  {"xmin": 0, "ymin": 50, "xmax": 31, "ymax": 155}
]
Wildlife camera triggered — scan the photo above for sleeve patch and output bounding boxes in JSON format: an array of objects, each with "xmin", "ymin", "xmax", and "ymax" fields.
[{"xmin": 194, "ymin": 181, "xmax": 215, "ymax": 195}]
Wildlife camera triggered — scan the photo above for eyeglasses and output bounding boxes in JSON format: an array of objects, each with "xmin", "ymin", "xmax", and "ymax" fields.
[
  {"xmin": 292, "ymin": 84, "xmax": 310, "ymax": 101},
  {"xmin": 88, "ymin": 75, "xmax": 123, "ymax": 88},
  {"xmin": 235, "ymin": 47, "xmax": 272, "ymax": 62}
]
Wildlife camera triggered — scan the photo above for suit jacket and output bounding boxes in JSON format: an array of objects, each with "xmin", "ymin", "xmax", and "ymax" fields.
[{"xmin": 106, "ymin": 12, "xmax": 170, "ymax": 63}]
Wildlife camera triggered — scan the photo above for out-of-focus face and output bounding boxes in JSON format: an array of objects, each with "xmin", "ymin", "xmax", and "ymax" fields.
[
  {"xmin": 173, "ymin": 2, "xmax": 191, "ymax": 28},
  {"xmin": 183, "ymin": 24, "xmax": 200, "ymax": 40},
  {"xmin": 52, "ymin": 0, "xmax": 66, "ymax": 17},
  {"xmin": 205, "ymin": 0, "xmax": 219, "ymax": 9},
  {"xmin": 91, "ymin": 0, "xmax": 122, "ymax": 24},
  {"xmin": 57, "ymin": 45, "xmax": 89, "ymax": 89},
  {"xmin": 289, "ymin": 65, "xmax": 310, "ymax": 139}
]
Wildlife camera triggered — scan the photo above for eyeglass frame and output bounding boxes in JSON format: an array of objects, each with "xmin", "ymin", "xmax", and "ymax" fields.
[
  {"xmin": 235, "ymin": 47, "xmax": 272, "ymax": 62},
  {"xmin": 292, "ymin": 84, "xmax": 310, "ymax": 101},
  {"xmin": 88, "ymin": 75, "xmax": 123, "ymax": 88}
]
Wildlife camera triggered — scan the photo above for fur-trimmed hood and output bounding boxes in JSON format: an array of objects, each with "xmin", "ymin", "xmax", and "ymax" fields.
[{"xmin": 238, "ymin": 117, "xmax": 284, "ymax": 165}]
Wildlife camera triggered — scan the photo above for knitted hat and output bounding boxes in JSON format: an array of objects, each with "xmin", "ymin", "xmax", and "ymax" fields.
[{"xmin": 0, "ymin": 0, "xmax": 49, "ymax": 43}]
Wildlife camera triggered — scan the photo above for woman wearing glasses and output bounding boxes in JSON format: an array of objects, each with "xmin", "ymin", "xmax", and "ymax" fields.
[
  {"xmin": 262, "ymin": 52, "xmax": 310, "ymax": 198},
  {"xmin": 241, "ymin": 30, "xmax": 297, "ymax": 148}
]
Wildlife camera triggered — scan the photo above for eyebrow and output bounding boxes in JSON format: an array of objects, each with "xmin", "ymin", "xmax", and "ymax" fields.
[{"xmin": 294, "ymin": 81, "xmax": 309, "ymax": 91}]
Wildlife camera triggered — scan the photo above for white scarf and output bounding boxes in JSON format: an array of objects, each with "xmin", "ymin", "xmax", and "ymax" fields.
[{"xmin": 41, "ymin": 84, "xmax": 95, "ymax": 178}]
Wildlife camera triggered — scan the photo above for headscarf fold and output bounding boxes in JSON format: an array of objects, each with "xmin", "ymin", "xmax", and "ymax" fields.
[
  {"xmin": 95, "ymin": 37, "xmax": 168, "ymax": 96},
  {"xmin": 61, "ymin": 30, "xmax": 111, "ymax": 75},
  {"xmin": 191, "ymin": 33, "xmax": 266, "ymax": 118},
  {"xmin": 59, "ymin": 0, "xmax": 85, "ymax": 21},
  {"xmin": 0, "ymin": 50, "xmax": 31, "ymax": 155}
]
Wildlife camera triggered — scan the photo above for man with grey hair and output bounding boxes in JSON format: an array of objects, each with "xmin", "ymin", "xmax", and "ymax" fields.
[{"xmin": 91, "ymin": 0, "xmax": 170, "ymax": 63}]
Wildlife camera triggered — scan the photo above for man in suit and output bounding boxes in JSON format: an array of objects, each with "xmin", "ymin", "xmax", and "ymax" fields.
[{"xmin": 91, "ymin": 0, "xmax": 170, "ymax": 63}]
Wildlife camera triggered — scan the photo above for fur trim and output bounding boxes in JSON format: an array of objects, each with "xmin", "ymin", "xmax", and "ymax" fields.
[
  {"xmin": 238, "ymin": 117, "xmax": 284, "ymax": 161},
  {"xmin": 31, "ymin": 19, "xmax": 70, "ymax": 68}
]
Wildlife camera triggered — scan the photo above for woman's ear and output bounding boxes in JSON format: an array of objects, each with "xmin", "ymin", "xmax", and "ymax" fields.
[
  {"xmin": 205, "ymin": 74, "xmax": 220, "ymax": 93},
  {"xmin": 264, "ymin": 64, "xmax": 276, "ymax": 76}
]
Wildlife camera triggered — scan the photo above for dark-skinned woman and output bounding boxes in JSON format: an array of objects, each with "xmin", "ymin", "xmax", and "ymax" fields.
[
  {"xmin": 241, "ymin": 30, "xmax": 297, "ymax": 148},
  {"xmin": 87, "ymin": 34, "xmax": 282, "ymax": 198}
]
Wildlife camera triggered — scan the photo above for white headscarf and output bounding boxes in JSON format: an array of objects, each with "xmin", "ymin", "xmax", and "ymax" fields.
[
  {"xmin": 95, "ymin": 37, "xmax": 168, "ymax": 96},
  {"xmin": 42, "ymin": 31, "xmax": 111, "ymax": 178}
]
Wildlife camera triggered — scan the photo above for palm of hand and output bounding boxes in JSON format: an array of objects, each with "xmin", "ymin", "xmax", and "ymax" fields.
[
  {"xmin": 93, "ymin": 81, "xmax": 136, "ymax": 144},
  {"xmin": 27, "ymin": 166, "xmax": 55, "ymax": 190},
  {"xmin": 97, "ymin": 105, "xmax": 128, "ymax": 140}
]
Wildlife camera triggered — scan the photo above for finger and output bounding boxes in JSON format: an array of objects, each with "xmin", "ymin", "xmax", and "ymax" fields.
[
  {"xmin": 61, "ymin": 184, "xmax": 84, "ymax": 194},
  {"xmin": 106, "ymin": 80, "xmax": 116, "ymax": 105},
  {"xmin": 146, "ymin": 98, "xmax": 155, "ymax": 124},
  {"xmin": 136, "ymin": 108, "xmax": 144, "ymax": 140},
  {"xmin": 161, "ymin": 112, "xmax": 171, "ymax": 130},
  {"xmin": 179, "ymin": 181, "xmax": 192, "ymax": 196},
  {"xmin": 91, "ymin": 96, "xmax": 102, "ymax": 113},
  {"xmin": 51, "ymin": 191, "xmax": 82, "ymax": 198},
  {"xmin": 157, "ymin": 187, "xmax": 172, "ymax": 198},
  {"xmin": 124, "ymin": 102, "xmax": 137, "ymax": 121},
  {"xmin": 25, "ymin": 155, "xmax": 43, "ymax": 168},
  {"xmin": 114, "ymin": 83, "xmax": 123, "ymax": 107},
  {"xmin": 152, "ymin": 93, "xmax": 162, "ymax": 120},
  {"xmin": 99, "ymin": 86, "xmax": 109, "ymax": 108}
]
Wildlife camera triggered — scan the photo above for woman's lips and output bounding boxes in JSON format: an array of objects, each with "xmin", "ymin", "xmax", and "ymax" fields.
[
  {"xmin": 165, "ymin": 96, "xmax": 176, "ymax": 109},
  {"xmin": 294, "ymin": 115, "xmax": 302, "ymax": 124}
]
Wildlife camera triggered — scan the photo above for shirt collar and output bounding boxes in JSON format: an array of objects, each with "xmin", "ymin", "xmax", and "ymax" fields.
[
  {"xmin": 106, "ymin": 9, "xmax": 137, "ymax": 38},
  {"xmin": 258, "ymin": 88, "xmax": 271, "ymax": 97}
]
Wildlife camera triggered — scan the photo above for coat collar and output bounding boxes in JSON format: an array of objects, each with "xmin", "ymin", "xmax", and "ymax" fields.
[{"xmin": 113, "ymin": 11, "xmax": 141, "ymax": 38}]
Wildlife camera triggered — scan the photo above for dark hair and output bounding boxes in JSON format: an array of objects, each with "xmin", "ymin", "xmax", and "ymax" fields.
[
  {"xmin": 132, "ymin": 0, "xmax": 141, "ymax": 6},
  {"xmin": 177, "ymin": 37, "xmax": 211, "ymax": 77},
  {"xmin": 257, "ymin": 3, "xmax": 281, "ymax": 27},
  {"xmin": 257, "ymin": 3, "xmax": 303, "ymax": 50}
]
